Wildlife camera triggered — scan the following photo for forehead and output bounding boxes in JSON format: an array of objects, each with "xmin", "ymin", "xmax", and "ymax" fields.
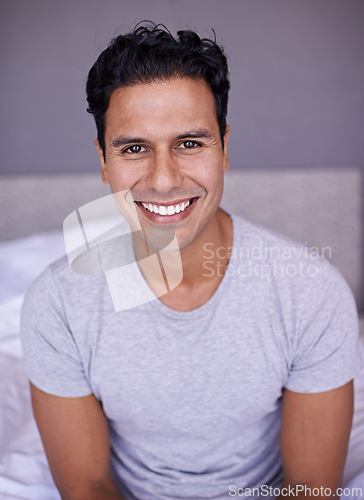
[{"xmin": 105, "ymin": 77, "xmax": 219, "ymax": 140}]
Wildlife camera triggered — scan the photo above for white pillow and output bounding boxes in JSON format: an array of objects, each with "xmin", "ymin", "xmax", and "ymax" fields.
[{"xmin": 0, "ymin": 231, "xmax": 65, "ymax": 303}]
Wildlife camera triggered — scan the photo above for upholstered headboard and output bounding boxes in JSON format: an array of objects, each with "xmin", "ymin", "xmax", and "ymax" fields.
[{"xmin": 0, "ymin": 167, "xmax": 362, "ymax": 310}]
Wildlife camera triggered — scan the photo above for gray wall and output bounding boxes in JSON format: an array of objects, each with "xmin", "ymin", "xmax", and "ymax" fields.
[{"xmin": 1, "ymin": 0, "xmax": 363, "ymax": 175}]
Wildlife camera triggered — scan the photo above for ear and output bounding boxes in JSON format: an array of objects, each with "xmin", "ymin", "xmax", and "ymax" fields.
[
  {"xmin": 95, "ymin": 139, "xmax": 109, "ymax": 184},
  {"xmin": 222, "ymin": 125, "xmax": 230, "ymax": 173}
]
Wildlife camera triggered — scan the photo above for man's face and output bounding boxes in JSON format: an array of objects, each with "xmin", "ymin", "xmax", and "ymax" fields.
[{"xmin": 96, "ymin": 77, "xmax": 230, "ymax": 251}]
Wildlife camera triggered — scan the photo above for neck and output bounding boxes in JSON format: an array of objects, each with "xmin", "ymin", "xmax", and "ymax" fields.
[
  {"xmin": 179, "ymin": 208, "xmax": 232, "ymax": 283},
  {"xmin": 159, "ymin": 208, "xmax": 233, "ymax": 311}
]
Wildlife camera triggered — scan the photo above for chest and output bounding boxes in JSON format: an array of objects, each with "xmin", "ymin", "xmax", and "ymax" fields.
[{"xmin": 84, "ymin": 306, "xmax": 290, "ymax": 439}]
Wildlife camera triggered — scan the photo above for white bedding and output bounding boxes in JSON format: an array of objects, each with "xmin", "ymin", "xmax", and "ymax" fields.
[{"xmin": 0, "ymin": 232, "xmax": 363, "ymax": 499}]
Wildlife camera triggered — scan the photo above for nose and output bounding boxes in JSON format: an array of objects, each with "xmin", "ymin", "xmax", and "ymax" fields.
[{"xmin": 145, "ymin": 150, "xmax": 184, "ymax": 194}]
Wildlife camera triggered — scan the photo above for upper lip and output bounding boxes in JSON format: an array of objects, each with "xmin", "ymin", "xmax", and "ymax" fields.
[{"xmin": 135, "ymin": 197, "xmax": 195, "ymax": 206}]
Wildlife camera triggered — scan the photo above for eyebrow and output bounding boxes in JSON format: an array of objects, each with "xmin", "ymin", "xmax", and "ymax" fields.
[
  {"xmin": 176, "ymin": 128, "xmax": 213, "ymax": 140},
  {"xmin": 110, "ymin": 136, "xmax": 145, "ymax": 148},
  {"xmin": 110, "ymin": 128, "xmax": 213, "ymax": 149}
]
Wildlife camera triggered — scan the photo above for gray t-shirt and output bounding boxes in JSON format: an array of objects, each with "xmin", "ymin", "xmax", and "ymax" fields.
[{"xmin": 21, "ymin": 213, "xmax": 362, "ymax": 499}]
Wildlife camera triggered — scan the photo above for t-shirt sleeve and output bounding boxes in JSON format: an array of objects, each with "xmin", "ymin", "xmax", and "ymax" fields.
[
  {"xmin": 20, "ymin": 267, "xmax": 92, "ymax": 397},
  {"xmin": 285, "ymin": 258, "xmax": 363, "ymax": 393}
]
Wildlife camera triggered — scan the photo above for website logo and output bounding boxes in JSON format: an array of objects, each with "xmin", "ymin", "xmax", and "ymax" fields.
[{"xmin": 63, "ymin": 190, "xmax": 183, "ymax": 311}]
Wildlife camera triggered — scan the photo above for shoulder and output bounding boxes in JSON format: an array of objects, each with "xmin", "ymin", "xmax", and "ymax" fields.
[
  {"xmin": 22, "ymin": 253, "xmax": 112, "ymax": 322},
  {"xmin": 20, "ymin": 256, "xmax": 97, "ymax": 397},
  {"xmin": 229, "ymin": 214, "xmax": 362, "ymax": 391},
  {"xmin": 230, "ymin": 212, "xmax": 321, "ymax": 258},
  {"xmin": 229, "ymin": 211, "xmax": 358, "ymax": 337},
  {"xmin": 229, "ymin": 212, "xmax": 349, "ymax": 285}
]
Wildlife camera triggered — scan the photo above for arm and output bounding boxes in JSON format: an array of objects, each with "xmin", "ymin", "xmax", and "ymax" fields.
[
  {"xmin": 277, "ymin": 381, "xmax": 353, "ymax": 499},
  {"xmin": 30, "ymin": 383, "xmax": 125, "ymax": 500}
]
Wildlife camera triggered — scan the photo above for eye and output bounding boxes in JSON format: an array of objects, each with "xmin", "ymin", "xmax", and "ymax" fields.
[
  {"xmin": 125, "ymin": 145, "xmax": 147, "ymax": 154},
  {"xmin": 177, "ymin": 140, "xmax": 201, "ymax": 149}
]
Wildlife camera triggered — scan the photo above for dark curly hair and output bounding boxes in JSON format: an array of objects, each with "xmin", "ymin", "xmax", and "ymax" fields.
[{"xmin": 86, "ymin": 22, "xmax": 230, "ymax": 159}]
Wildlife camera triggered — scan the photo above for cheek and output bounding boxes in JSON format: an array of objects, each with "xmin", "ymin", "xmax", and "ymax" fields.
[
  {"xmin": 194, "ymin": 161, "xmax": 224, "ymax": 197},
  {"xmin": 106, "ymin": 165, "xmax": 142, "ymax": 192}
]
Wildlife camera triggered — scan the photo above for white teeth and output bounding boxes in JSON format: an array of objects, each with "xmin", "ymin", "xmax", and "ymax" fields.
[{"xmin": 140, "ymin": 199, "xmax": 193, "ymax": 216}]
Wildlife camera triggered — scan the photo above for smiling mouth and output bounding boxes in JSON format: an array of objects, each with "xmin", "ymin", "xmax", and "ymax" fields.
[{"xmin": 135, "ymin": 197, "xmax": 198, "ymax": 216}]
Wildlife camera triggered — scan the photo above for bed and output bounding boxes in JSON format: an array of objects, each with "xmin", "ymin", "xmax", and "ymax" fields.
[{"xmin": 0, "ymin": 169, "xmax": 363, "ymax": 499}]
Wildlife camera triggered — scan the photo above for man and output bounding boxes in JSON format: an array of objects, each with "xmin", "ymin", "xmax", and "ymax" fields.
[{"xmin": 21, "ymin": 23, "xmax": 361, "ymax": 499}]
